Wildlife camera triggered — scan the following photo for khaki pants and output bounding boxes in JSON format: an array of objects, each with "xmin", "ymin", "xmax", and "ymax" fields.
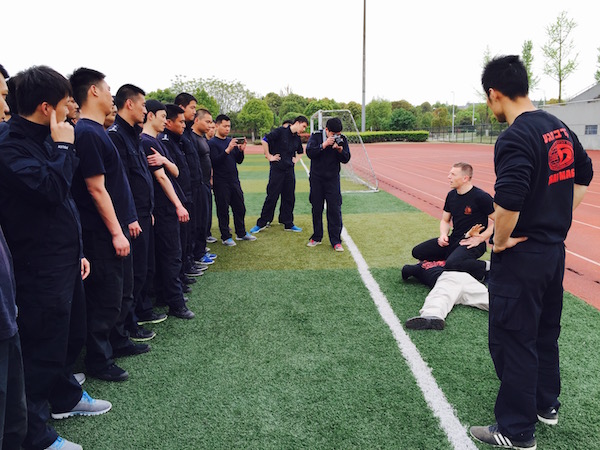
[{"xmin": 420, "ymin": 272, "xmax": 489, "ymax": 319}]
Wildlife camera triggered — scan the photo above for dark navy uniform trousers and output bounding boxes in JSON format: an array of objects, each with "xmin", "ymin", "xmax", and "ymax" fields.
[{"xmin": 488, "ymin": 240, "xmax": 563, "ymax": 441}]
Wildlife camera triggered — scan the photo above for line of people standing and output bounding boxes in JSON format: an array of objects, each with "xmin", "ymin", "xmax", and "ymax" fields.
[{"xmin": 0, "ymin": 64, "xmax": 224, "ymax": 450}]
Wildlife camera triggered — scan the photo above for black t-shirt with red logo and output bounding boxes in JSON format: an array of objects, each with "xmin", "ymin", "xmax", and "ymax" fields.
[
  {"xmin": 444, "ymin": 186, "xmax": 494, "ymax": 244},
  {"xmin": 494, "ymin": 110, "xmax": 593, "ymax": 244}
]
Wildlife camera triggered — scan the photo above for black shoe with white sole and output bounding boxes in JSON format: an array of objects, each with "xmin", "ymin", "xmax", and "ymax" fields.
[{"xmin": 470, "ymin": 424, "xmax": 536, "ymax": 450}]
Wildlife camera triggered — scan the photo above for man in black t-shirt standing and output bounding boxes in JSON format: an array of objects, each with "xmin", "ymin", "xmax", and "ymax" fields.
[
  {"xmin": 70, "ymin": 68, "xmax": 141, "ymax": 382},
  {"xmin": 410, "ymin": 162, "xmax": 494, "ymax": 281},
  {"xmin": 470, "ymin": 55, "xmax": 594, "ymax": 450},
  {"xmin": 250, "ymin": 115, "xmax": 308, "ymax": 234}
]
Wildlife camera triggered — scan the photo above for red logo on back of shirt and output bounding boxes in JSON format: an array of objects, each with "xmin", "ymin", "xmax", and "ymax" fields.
[
  {"xmin": 548, "ymin": 140, "xmax": 574, "ymax": 171},
  {"xmin": 464, "ymin": 206, "xmax": 472, "ymax": 215}
]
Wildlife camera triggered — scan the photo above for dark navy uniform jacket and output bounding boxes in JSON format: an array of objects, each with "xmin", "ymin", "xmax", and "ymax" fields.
[
  {"xmin": 0, "ymin": 225, "xmax": 17, "ymax": 340},
  {"xmin": 305, "ymin": 131, "xmax": 351, "ymax": 179},
  {"xmin": 191, "ymin": 131, "xmax": 212, "ymax": 186},
  {"xmin": 0, "ymin": 115, "xmax": 82, "ymax": 270},
  {"xmin": 107, "ymin": 114, "xmax": 154, "ymax": 218},
  {"xmin": 208, "ymin": 136, "xmax": 244, "ymax": 185},
  {"xmin": 183, "ymin": 125, "xmax": 203, "ymax": 188},
  {"xmin": 140, "ymin": 133, "xmax": 186, "ymax": 213},
  {"xmin": 159, "ymin": 129, "xmax": 192, "ymax": 201},
  {"xmin": 263, "ymin": 126, "xmax": 303, "ymax": 170}
]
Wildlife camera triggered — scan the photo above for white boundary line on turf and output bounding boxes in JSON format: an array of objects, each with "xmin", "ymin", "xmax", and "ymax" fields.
[{"xmin": 299, "ymin": 159, "xmax": 476, "ymax": 449}]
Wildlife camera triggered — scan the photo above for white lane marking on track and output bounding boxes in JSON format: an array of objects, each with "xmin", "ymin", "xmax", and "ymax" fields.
[
  {"xmin": 299, "ymin": 158, "xmax": 477, "ymax": 450},
  {"xmin": 566, "ymin": 249, "xmax": 600, "ymax": 267}
]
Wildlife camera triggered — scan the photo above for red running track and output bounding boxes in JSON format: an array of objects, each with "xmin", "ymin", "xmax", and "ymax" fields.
[{"xmin": 362, "ymin": 142, "xmax": 599, "ymax": 309}]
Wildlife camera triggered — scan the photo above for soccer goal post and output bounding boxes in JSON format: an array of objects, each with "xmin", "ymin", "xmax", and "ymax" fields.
[{"xmin": 309, "ymin": 109, "xmax": 378, "ymax": 193}]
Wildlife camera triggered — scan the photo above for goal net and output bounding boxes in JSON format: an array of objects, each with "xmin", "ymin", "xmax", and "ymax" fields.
[{"xmin": 309, "ymin": 109, "xmax": 378, "ymax": 193}]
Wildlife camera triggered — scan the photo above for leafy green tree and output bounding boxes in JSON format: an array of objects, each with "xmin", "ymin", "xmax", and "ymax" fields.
[
  {"xmin": 389, "ymin": 108, "xmax": 417, "ymax": 131},
  {"xmin": 196, "ymin": 89, "xmax": 219, "ymax": 118},
  {"xmin": 542, "ymin": 11, "xmax": 578, "ymax": 102},
  {"xmin": 416, "ymin": 111, "xmax": 433, "ymax": 129},
  {"xmin": 171, "ymin": 75, "xmax": 255, "ymax": 113},
  {"xmin": 303, "ymin": 99, "xmax": 338, "ymax": 118},
  {"xmin": 522, "ymin": 40, "xmax": 540, "ymax": 92},
  {"xmin": 431, "ymin": 106, "xmax": 450, "ymax": 128},
  {"xmin": 455, "ymin": 109, "xmax": 474, "ymax": 126},
  {"xmin": 344, "ymin": 101, "xmax": 362, "ymax": 124},
  {"xmin": 365, "ymin": 98, "xmax": 392, "ymax": 131},
  {"xmin": 391, "ymin": 99, "xmax": 414, "ymax": 112},
  {"xmin": 146, "ymin": 88, "xmax": 177, "ymax": 103},
  {"xmin": 595, "ymin": 47, "xmax": 600, "ymax": 83},
  {"xmin": 279, "ymin": 93, "xmax": 308, "ymax": 118},
  {"xmin": 417, "ymin": 102, "xmax": 433, "ymax": 114},
  {"xmin": 264, "ymin": 92, "xmax": 282, "ymax": 117},
  {"xmin": 238, "ymin": 99, "xmax": 274, "ymax": 140}
]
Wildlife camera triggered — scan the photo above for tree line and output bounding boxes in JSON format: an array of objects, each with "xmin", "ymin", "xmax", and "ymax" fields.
[{"xmin": 147, "ymin": 11, "xmax": 599, "ymax": 138}]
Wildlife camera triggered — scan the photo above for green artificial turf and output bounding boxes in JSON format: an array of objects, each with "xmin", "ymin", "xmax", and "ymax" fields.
[{"xmin": 54, "ymin": 154, "xmax": 600, "ymax": 449}]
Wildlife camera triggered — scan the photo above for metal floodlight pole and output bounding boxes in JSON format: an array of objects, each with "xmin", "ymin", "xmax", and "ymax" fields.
[
  {"xmin": 361, "ymin": 0, "xmax": 366, "ymax": 132},
  {"xmin": 451, "ymin": 91, "xmax": 455, "ymax": 140}
]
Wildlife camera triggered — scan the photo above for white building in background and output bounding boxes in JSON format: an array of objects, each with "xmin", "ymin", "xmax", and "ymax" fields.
[{"xmin": 541, "ymin": 83, "xmax": 600, "ymax": 150}]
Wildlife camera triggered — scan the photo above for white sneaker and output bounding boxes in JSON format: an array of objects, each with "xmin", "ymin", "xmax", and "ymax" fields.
[
  {"xmin": 51, "ymin": 391, "xmax": 112, "ymax": 419},
  {"xmin": 236, "ymin": 233, "xmax": 257, "ymax": 241},
  {"xmin": 45, "ymin": 436, "xmax": 83, "ymax": 450},
  {"xmin": 73, "ymin": 373, "xmax": 85, "ymax": 385}
]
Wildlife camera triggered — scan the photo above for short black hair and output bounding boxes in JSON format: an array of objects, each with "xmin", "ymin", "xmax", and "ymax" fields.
[
  {"xmin": 6, "ymin": 75, "xmax": 20, "ymax": 115},
  {"xmin": 481, "ymin": 55, "xmax": 529, "ymax": 100},
  {"xmin": 215, "ymin": 114, "xmax": 230, "ymax": 124},
  {"xmin": 69, "ymin": 67, "xmax": 106, "ymax": 106},
  {"xmin": 326, "ymin": 117, "xmax": 343, "ymax": 133},
  {"xmin": 165, "ymin": 103, "xmax": 185, "ymax": 121},
  {"xmin": 146, "ymin": 99, "xmax": 166, "ymax": 115},
  {"xmin": 195, "ymin": 108, "xmax": 211, "ymax": 120},
  {"xmin": 174, "ymin": 92, "xmax": 197, "ymax": 108},
  {"xmin": 0, "ymin": 64, "xmax": 9, "ymax": 80},
  {"xmin": 15, "ymin": 66, "xmax": 72, "ymax": 116},
  {"xmin": 114, "ymin": 84, "xmax": 145, "ymax": 110},
  {"xmin": 294, "ymin": 115, "xmax": 309, "ymax": 125}
]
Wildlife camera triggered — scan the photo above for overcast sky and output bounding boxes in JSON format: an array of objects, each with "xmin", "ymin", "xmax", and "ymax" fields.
[{"xmin": 3, "ymin": 0, "xmax": 599, "ymax": 107}]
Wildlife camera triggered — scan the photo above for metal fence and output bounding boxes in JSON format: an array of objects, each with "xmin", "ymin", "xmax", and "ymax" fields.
[{"xmin": 428, "ymin": 123, "xmax": 509, "ymax": 144}]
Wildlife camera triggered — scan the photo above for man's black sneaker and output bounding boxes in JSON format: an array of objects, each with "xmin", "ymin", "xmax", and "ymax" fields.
[
  {"xmin": 181, "ymin": 275, "xmax": 197, "ymax": 285},
  {"xmin": 401, "ymin": 264, "xmax": 420, "ymax": 281},
  {"xmin": 113, "ymin": 343, "xmax": 151, "ymax": 358},
  {"xmin": 137, "ymin": 312, "xmax": 167, "ymax": 325},
  {"xmin": 185, "ymin": 267, "xmax": 204, "ymax": 277},
  {"xmin": 405, "ymin": 316, "xmax": 445, "ymax": 330},
  {"xmin": 129, "ymin": 326, "xmax": 156, "ymax": 342},
  {"xmin": 470, "ymin": 424, "xmax": 536, "ymax": 450},
  {"xmin": 182, "ymin": 284, "xmax": 191, "ymax": 293},
  {"xmin": 169, "ymin": 306, "xmax": 195, "ymax": 320},
  {"xmin": 89, "ymin": 363, "xmax": 129, "ymax": 382},
  {"xmin": 537, "ymin": 407, "xmax": 558, "ymax": 425}
]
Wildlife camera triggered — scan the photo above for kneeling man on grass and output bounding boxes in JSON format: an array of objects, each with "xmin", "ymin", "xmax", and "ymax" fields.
[{"xmin": 305, "ymin": 117, "xmax": 351, "ymax": 252}]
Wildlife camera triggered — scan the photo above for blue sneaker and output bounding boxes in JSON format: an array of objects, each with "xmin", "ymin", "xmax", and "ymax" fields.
[
  {"xmin": 249, "ymin": 225, "xmax": 266, "ymax": 234},
  {"xmin": 45, "ymin": 436, "xmax": 83, "ymax": 450},
  {"xmin": 205, "ymin": 252, "xmax": 217, "ymax": 259},
  {"xmin": 285, "ymin": 225, "xmax": 302, "ymax": 232},
  {"xmin": 236, "ymin": 233, "xmax": 257, "ymax": 241},
  {"xmin": 222, "ymin": 238, "xmax": 236, "ymax": 246},
  {"xmin": 199, "ymin": 255, "xmax": 214, "ymax": 265}
]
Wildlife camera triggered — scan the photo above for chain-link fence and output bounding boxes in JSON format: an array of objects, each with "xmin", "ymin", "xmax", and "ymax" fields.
[{"xmin": 428, "ymin": 123, "xmax": 509, "ymax": 144}]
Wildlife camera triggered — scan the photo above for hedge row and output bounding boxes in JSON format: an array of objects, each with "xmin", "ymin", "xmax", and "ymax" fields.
[{"xmin": 345, "ymin": 130, "xmax": 429, "ymax": 143}]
